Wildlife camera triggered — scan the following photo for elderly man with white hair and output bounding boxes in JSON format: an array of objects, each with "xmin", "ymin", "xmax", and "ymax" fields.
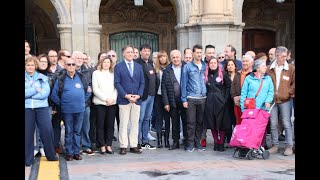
[{"xmin": 230, "ymin": 54, "xmax": 254, "ymax": 125}]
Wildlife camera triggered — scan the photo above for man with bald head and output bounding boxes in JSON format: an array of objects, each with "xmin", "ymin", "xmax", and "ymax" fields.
[
  {"xmin": 245, "ymin": 50, "xmax": 256, "ymax": 60},
  {"xmin": 268, "ymin": 48, "xmax": 276, "ymax": 65}
]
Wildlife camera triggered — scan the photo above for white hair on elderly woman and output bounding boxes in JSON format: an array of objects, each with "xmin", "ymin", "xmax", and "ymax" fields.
[{"xmin": 253, "ymin": 58, "xmax": 266, "ymax": 71}]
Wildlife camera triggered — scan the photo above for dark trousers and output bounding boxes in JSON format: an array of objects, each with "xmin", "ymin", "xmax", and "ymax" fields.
[
  {"xmin": 25, "ymin": 107, "xmax": 56, "ymax": 166},
  {"xmin": 51, "ymin": 112, "xmax": 62, "ymax": 148},
  {"xmin": 95, "ymin": 105, "xmax": 117, "ymax": 147},
  {"xmin": 114, "ymin": 105, "xmax": 120, "ymax": 132},
  {"xmin": 154, "ymin": 95, "xmax": 170, "ymax": 133},
  {"xmin": 168, "ymin": 101, "xmax": 186, "ymax": 142},
  {"xmin": 185, "ymin": 98, "xmax": 206, "ymax": 146},
  {"xmin": 89, "ymin": 104, "xmax": 97, "ymax": 145}
]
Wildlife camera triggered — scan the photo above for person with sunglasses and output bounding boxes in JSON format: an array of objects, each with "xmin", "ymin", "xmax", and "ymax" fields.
[
  {"xmin": 50, "ymin": 57, "xmax": 91, "ymax": 161},
  {"xmin": 57, "ymin": 49, "xmax": 71, "ymax": 69}
]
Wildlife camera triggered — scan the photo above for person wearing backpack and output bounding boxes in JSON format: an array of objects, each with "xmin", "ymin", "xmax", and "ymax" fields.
[{"xmin": 50, "ymin": 57, "xmax": 91, "ymax": 161}]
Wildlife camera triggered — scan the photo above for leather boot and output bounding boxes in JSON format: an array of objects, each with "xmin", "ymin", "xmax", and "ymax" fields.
[
  {"xmin": 157, "ymin": 131, "xmax": 163, "ymax": 148},
  {"xmin": 169, "ymin": 141, "xmax": 180, "ymax": 150},
  {"xmin": 164, "ymin": 131, "xmax": 170, "ymax": 148}
]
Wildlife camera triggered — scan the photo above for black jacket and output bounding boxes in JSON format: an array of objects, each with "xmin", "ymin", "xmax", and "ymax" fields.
[
  {"xmin": 134, "ymin": 58, "xmax": 157, "ymax": 101},
  {"xmin": 161, "ymin": 62, "xmax": 185, "ymax": 108}
]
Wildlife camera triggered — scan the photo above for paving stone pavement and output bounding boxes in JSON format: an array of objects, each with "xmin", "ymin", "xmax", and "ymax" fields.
[{"xmin": 25, "ymin": 125, "xmax": 295, "ymax": 180}]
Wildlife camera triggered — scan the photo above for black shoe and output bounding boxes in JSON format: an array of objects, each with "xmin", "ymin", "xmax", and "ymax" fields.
[
  {"xmin": 137, "ymin": 144, "xmax": 142, "ymax": 149},
  {"xmin": 169, "ymin": 142, "xmax": 180, "ymax": 150},
  {"xmin": 47, "ymin": 155, "xmax": 59, "ymax": 161},
  {"xmin": 65, "ymin": 155, "xmax": 73, "ymax": 161},
  {"xmin": 119, "ymin": 148, "xmax": 127, "ymax": 155},
  {"xmin": 106, "ymin": 149, "xmax": 114, "ymax": 154},
  {"xmin": 129, "ymin": 147, "xmax": 142, "ymax": 154},
  {"xmin": 278, "ymin": 134, "xmax": 285, "ymax": 141},
  {"xmin": 113, "ymin": 136, "xmax": 117, "ymax": 141},
  {"xmin": 73, "ymin": 154, "xmax": 82, "ymax": 160},
  {"xmin": 218, "ymin": 144, "xmax": 225, "ymax": 152},
  {"xmin": 213, "ymin": 144, "xmax": 218, "ymax": 151}
]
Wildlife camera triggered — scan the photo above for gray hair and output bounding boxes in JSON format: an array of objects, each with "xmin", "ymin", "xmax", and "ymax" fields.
[
  {"xmin": 253, "ymin": 59, "xmax": 266, "ymax": 71},
  {"xmin": 242, "ymin": 54, "xmax": 253, "ymax": 62},
  {"xmin": 275, "ymin": 46, "xmax": 288, "ymax": 56}
]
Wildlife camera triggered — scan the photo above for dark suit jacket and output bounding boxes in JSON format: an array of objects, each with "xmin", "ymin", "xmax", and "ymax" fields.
[{"xmin": 114, "ymin": 60, "xmax": 145, "ymax": 105}]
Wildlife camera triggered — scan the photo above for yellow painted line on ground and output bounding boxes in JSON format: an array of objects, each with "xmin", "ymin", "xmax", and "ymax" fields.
[{"xmin": 37, "ymin": 156, "xmax": 60, "ymax": 180}]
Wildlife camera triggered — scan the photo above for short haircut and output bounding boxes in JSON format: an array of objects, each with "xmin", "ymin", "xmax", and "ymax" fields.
[
  {"xmin": 205, "ymin": 44, "xmax": 215, "ymax": 50},
  {"xmin": 139, "ymin": 44, "xmax": 151, "ymax": 51},
  {"xmin": 183, "ymin": 48, "xmax": 191, "ymax": 55},
  {"xmin": 242, "ymin": 54, "xmax": 253, "ymax": 62},
  {"xmin": 192, "ymin": 44, "xmax": 203, "ymax": 52},
  {"xmin": 227, "ymin": 44, "xmax": 237, "ymax": 56},
  {"xmin": 275, "ymin": 46, "xmax": 288, "ymax": 56}
]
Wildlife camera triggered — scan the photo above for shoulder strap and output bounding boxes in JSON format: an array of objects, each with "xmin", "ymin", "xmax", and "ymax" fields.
[{"xmin": 255, "ymin": 79, "xmax": 264, "ymax": 98}]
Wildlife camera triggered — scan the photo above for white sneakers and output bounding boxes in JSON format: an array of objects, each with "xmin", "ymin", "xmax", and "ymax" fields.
[
  {"xmin": 34, "ymin": 150, "xmax": 39, "ymax": 156},
  {"xmin": 148, "ymin": 132, "xmax": 156, "ymax": 141},
  {"xmin": 39, "ymin": 148, "xmax": 46, "ymax": 157},
  {"xmin": 34, "ymin": 148, "xmax": 45, "ymax": 157}
]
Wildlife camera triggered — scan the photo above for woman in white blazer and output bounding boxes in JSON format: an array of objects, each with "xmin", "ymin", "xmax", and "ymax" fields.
[{"xmin": 92, "ymin": 57, "xmax": 118, "ymax": 154}]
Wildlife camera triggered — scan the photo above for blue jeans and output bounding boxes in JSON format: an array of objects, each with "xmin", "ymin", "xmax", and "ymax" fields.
[
  {"xmin": 270, "ymin": 101, "xmax": 293, "ymax": 146},
  {"xmin": 138, "ymin": 95, "xmax": 155, "ymax": 144},
  {"xmin": 62, "ymin": 112, "xmax": 84, "ymax": 156},
  {"xmin": 81, "ymin": 106, "xmax": 91, "ymax": 150}
]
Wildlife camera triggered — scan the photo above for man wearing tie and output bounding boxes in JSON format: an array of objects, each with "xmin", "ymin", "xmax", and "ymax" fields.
[{"xmin": 114, "ymin": 45, "xmax": 145, "ymax": 155}]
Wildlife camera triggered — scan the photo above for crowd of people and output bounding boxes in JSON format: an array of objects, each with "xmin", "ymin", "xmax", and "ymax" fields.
[{"xmin": 25, "ymin": 40, "xmax": 295, "ymax": 166}]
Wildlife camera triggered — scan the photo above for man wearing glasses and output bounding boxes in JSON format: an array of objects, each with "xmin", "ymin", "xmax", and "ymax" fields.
[{"xmin": 50, "ymin": 57, "xmax": 91, "ymax": 161}]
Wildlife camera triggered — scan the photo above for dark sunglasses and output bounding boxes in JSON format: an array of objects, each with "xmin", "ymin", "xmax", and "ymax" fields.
[
  {"xmin": 108, "ymin": 55, "xmax": 116, "ymax": 57},
  {"xmin": 66, "ymin": 63, "xmax": 76, "ymax": 66},
  {"xmin": 63, "ymin": 55, "xmax": 71, "ymax": 58},
  {"xmin": 218, "ymin": 56, "xmax": 225, "ymax": 59}
]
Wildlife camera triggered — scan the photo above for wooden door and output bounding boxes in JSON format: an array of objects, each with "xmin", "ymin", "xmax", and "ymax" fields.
[{"xmin": 242, "ymin": 29, "xmax": 275, "ymax": 56}]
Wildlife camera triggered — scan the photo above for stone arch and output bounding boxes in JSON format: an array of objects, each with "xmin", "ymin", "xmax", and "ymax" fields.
[
  {"xmin": 88, "ymin": 0, "xmax": 101, "ymax": 24},
  {"xmin": 234, "ymin": 0, "xmax": 244, "ymax": 25},
  {"xmin": 174, "ymin": 0, "xmax": 191, "ymax": 24},
  {"xmin": 50, "ymin": 0, "xmax": 71, "ymax": 24}
]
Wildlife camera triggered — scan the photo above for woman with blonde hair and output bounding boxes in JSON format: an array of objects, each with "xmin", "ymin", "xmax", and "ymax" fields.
[
  {"xmin": 154, "ymin": 50, "xmax": 171, "ymax": 148},
  {"xmin": 92, "ymin": 57, "xmax": 118, "ymax": 154}
]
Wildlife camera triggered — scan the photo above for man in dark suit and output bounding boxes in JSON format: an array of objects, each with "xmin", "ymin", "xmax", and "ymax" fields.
[{"xmin": 114, "ymin": 45, "xmax": 145, "ymax": 155}]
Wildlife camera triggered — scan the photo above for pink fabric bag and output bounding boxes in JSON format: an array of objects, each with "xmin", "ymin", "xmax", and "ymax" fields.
[{"xmin": 229, "ymin": 109, "xmax": 270, "ymax": 149}]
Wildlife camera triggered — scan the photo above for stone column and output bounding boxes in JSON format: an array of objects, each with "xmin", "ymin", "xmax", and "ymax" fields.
[
  {"xmin": 177, "ymin": 0, "xmax": 244, "ymax": 59},
  {"xmin": 88, "ymin": 24, "xmax": 102, "ymax": 65},
  {"xmin": 57, "ymin": 24, "xmax": 72, "ymax": 51}
]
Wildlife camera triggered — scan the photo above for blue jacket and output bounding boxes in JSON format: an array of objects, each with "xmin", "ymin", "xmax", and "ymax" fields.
[
  {"xmin": 50, "ymin": 72, "xmax": 91, "ymax": 113},
  {"xmin": 181, "ymin": 60, "xmax": 207, "ymax": 103},
  {"xmin": 25, "ymin": 71, "xmax": 50, "ymax": 108},
  {"xmin": 114, "ymin": 60, "xmax": 145, "ymax": 105},
  {"xmin": 240, "ymin": 72, "xmax": 274, "ymax": 112}
]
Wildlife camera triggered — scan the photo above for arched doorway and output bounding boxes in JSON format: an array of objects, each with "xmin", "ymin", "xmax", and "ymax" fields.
[
  {"xmin": 25, "ymin": 0, "xmax": 60, "ymax": 55},
  {"xmin": 110, "ymin": 31, "xmax": 159, "ymax": 59}
]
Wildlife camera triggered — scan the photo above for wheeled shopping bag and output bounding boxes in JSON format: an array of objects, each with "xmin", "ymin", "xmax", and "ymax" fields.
[{"xmin": 229, "ymin": 108, "xmax": 272, "ymax": 160}]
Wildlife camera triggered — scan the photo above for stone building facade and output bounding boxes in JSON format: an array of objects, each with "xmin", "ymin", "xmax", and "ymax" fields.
[{"xmin": 25, "ymin": 0, "xmax": 295, "ymax": 64}]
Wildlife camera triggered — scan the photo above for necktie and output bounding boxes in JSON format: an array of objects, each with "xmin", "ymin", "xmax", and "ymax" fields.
[{"xmin": 128, "ymin": 62, "xmax": 133, "ymax": 77}]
